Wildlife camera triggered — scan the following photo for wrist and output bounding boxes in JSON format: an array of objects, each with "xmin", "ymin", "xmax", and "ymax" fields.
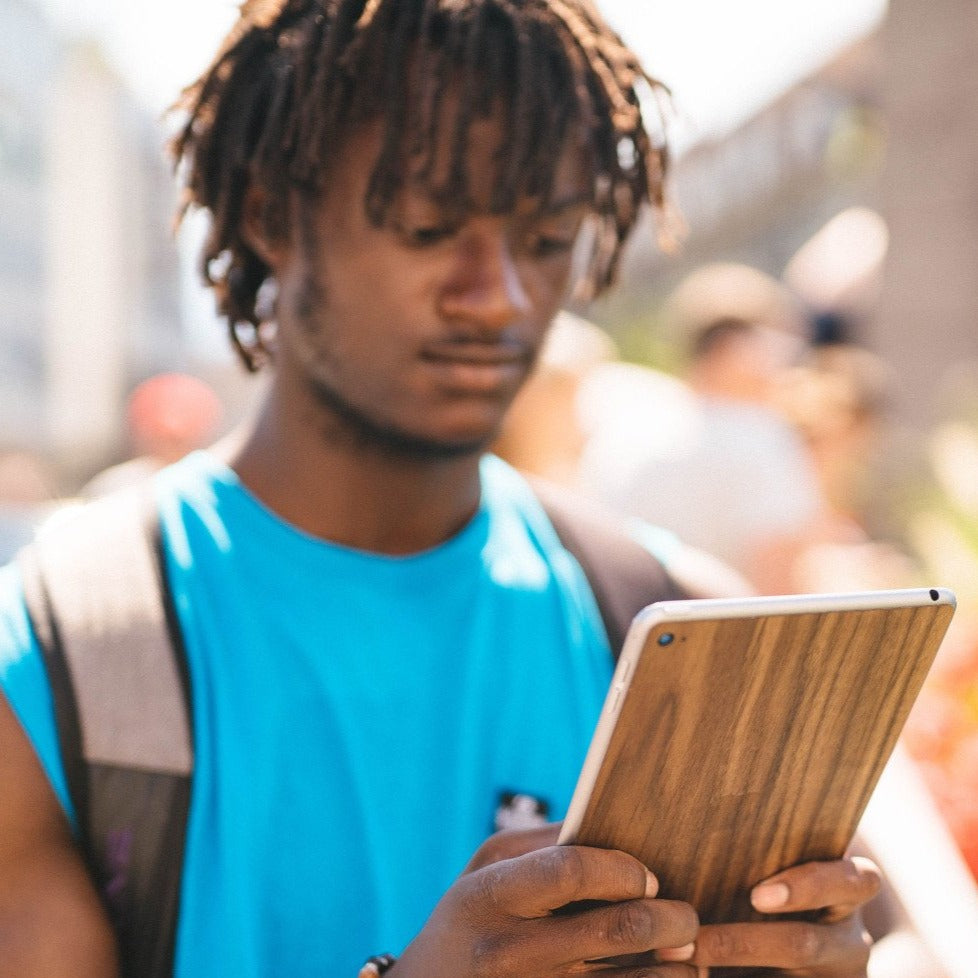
[{"xmin": 358, "ymin": 953, "xmax": 397, "ymax": 977}]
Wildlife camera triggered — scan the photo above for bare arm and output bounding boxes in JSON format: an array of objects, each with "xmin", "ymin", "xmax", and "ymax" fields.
[{"xmin": 0, "ymin": 692, "xmax": 119, "ymax": 977}]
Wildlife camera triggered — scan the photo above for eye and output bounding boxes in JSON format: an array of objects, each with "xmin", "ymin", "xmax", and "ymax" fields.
[
  {"xmin": 523, "ymin": 212, "xmax": 585, "ymax": 259},
  {"xmin": 402, "ymin": 224, "xmax": 458, "ymax": 247},
  {"xmin": 526, "ymin": 234, "xmax": 576, "ymax": 258}
]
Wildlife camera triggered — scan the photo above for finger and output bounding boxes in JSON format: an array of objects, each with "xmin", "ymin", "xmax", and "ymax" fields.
[
  {"xmin": 751, "ymin": 856, "xmax": 881, "ymax": 918},
  {"xmin": 464, "ymin": 916, "xmax": 700, "ymax": 978},
  {"xmin": 692, "ymin": 917, "xmax": 872, "ymax": 972},
  {"xmin": 586, "ymin": 966, "xmax": 700, "ymax": 978},
  {"xmin": 535, "ymin": 898, "xmax": 698, "ymax": 966},
  {"xmin": 471, "ymin": 845, "xmax": 657, "ymax": 917},
  {"xmin": 596, "ymin": 953, "xmax": 706, "ymax": 977},
  {"xmin": 592, "ymin": 950, "xmax": 688, "ymax": 968},
  {"xmin": 463, "ymin": 823, "xmax": 563, "ymax": 874}
]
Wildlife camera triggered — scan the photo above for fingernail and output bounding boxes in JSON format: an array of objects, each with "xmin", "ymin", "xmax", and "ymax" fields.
[
  {"xmin": 752, "ymin": 881, "xmax": 790, "ymax": 911},
  {"xmin": 644, "ymin": 869, "xmax": 659, "ymax": 898},
  {"xmin": 658, "ymin": 943, "xmax": 695, "ymax": 962}
]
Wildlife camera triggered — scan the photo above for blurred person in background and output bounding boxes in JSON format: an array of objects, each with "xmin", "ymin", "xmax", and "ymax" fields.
[
  {"xmin": 81, "ymin": 372, "xmax": 224, "ymax": 498},
  {"xmin": 0, "ymin": 2, "xmax": 884, "ymax": 977},
  {"xmin": 779, "ymin": 339, "xmax": 889, "ymax": 531},
  {"xmin": 492, "ymin": 310, "xmax": 618, "ymax": 485},
  {"xmin": 777, "ymin": 341, "xmax": 918, "ymax": 593},
  {"xmin": 494, "ymin": 311, "xmax": 753, "ymax": 599},
  {"xmin": 591, "ymin": 262, "xmax": 831, "ymax": 595}
]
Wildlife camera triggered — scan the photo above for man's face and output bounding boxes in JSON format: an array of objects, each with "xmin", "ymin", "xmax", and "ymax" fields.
[{"xmin": 266, "ymin": 108, "xmax": 593, "ymax": 459}]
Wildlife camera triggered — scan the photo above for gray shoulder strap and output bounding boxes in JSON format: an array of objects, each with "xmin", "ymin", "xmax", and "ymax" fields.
[
  {"xmin": 532, "ymin": 479, "xmax": 688, "ymax": 657},
  {"xmin": 19, "ymin": 487, "xmax": 194, "ymax": 978},
  {"xmin": 21, "ymin": 489, "xmax": 192, "ymax": 775}
]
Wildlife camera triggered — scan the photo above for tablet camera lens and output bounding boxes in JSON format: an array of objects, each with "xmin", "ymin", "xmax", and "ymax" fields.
[{"xmin": 658, "ymin": 633, "xmax": 674, "ymax": 647}]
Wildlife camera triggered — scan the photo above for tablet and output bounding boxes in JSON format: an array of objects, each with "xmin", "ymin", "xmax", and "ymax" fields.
[{"xmin": 558, "ymin": 588, "xmax": 956, "ymax": 926}]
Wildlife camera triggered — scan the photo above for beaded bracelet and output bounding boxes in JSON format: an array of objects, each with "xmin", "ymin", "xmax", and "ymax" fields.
[{"xmin": 358, "ymin": 953, "xmax": 397, "ymax": 976}]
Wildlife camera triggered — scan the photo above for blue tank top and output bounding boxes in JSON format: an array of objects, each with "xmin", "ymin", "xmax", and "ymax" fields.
[{"xmin": 0, "ymin": 451, "xmax": 613, "ymax": 977}]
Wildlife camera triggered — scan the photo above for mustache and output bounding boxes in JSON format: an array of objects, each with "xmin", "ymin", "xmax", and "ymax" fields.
[{"xmin": 421, "ymin": 336, "xmax": 536, "ymax": 366}]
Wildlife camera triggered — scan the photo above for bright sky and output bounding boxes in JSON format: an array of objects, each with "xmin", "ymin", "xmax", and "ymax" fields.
[{"xmin": 38, "ymin": 0, "xmax": 887, "ymax": 145}]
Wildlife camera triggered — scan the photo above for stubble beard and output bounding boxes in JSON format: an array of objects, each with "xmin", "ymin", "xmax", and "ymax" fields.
[
  {"xmin": 305, "ymin": 370, "xmax": 494, "ymax": 462},
  {"xmin": 294, "ymin": 268, "xmax": 497, "ymax": 463}
]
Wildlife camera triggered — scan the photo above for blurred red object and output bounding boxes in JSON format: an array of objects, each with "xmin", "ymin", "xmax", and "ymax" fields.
[
  {"xmin": 905, "ymin": 626, "xmax": 978, "ymax": 880},
  {"xmin": 128, "ymin": 373, "xmax": 223, "ymax": 461},
  {"xmin": 905, "ymin": 689, "xmax": 972, "ymax": 766}
]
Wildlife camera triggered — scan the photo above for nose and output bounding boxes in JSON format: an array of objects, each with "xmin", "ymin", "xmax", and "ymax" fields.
[{"xmin": 438, "ymin": 222, "xmax": 532, "ymax": 333}]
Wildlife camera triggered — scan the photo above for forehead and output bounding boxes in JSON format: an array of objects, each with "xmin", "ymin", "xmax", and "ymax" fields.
[{"xmin": 341, "ymin": 89, "xmax": 595, "ymax": 219}]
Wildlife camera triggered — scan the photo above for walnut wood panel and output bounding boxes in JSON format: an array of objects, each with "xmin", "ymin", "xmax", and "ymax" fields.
[{"xmin": 573, "ymin": 603, "xmax": 955, "ymax": 928}]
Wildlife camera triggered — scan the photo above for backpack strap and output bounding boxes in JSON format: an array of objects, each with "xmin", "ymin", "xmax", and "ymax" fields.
[
  {"xmin": 18, "ymin": 489, "xmax": 193, "ymax": 978},
  {"xmin": 532, "ymin": 480, "xmax": 689, "ymax": 658}
]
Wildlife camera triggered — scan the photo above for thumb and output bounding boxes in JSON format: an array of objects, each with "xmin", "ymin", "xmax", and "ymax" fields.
[{"xmin": 464, "ymin": 823, "xmax": 563, "ymax": 874}]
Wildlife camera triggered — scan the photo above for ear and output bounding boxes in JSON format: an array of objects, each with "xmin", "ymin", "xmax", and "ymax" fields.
[{"xmin": 241, "ymin": 182, "xmax": 290, "ymax": 269}]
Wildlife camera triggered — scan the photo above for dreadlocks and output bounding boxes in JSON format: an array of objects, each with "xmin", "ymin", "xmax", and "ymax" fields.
[{"xmin": 172, "ymin": 0, "xmax": 670, "ymax": 371}]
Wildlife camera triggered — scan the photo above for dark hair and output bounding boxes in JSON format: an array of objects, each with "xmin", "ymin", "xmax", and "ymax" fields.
[
  {"xmin": 171, "ymin": 0, "xmax": 671, "ymax": 370},
  {"xmin": 689, "ymin": 316, "xmax": 756, "ymax": 361}
]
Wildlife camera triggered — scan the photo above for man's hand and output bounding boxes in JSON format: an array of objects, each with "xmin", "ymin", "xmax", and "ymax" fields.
[
  {"xmin": 393, "ymin": 844, "xmax": 700, "ymax": 977},
  {"xmin": 400, "ymin": 827, "xmax": 879, "ymax": 977},
  {"xmin": 462, "ymin": 823, "xmax": 562, "ymax": 872},
  {"xmin": 671, "ymin": 856, "xmax": 881, "ymax": 976}
]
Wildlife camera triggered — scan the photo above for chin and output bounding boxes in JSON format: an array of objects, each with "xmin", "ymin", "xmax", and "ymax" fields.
[
  {"xmin": 307, "ymin": 373, "xmax": 510, "ymax": 460},
  {"xmin": 327, "ymin": 409, "xmax": 495, "ymax": 461},
  {"xmin": 422, "ymin": 413, "xmax": 510, "ymax": 453},
  {"xmin": 366, "ymin": 412, "xmax": 508, "ymax": 462},
  {"xmin": 375, "ymin": 429, "xmax": 491, "ymax": 462}
]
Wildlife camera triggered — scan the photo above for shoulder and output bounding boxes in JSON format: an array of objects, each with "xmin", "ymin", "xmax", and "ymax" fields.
[
  {"xmin": 80, "ymin": 456, "xmax": 161, "ymax": 499},
  {"xmin": 0, "ymin": 561, "xmax": 34, "ymax": 676},
  {"xmin": 0, "ymin": 561, "xmax": 74, "ymax": 819},
  {"xmin": 517, "ymin": 472, "xmax": 750, "ymax": 600},
  {"xmin": 707, "ymin": 403, "xmax": 812, "ymax": 465}
]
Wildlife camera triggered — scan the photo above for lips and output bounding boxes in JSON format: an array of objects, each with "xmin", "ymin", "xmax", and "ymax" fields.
[
  {"xmin": 422, "ymin": 337, "xmax": 531, "ymax": 365},
  {"xmin": 421, "ymin": 338, "xmax": 533, "ymax": 393}
]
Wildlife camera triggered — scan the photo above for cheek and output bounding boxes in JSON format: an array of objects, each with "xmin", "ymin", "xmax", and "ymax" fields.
[
  {"xmin": 326, "ymin": 235, "xmax": 437, "ymax": 318},
  {"xmin": 284, "ymin": 263, "xmax": 425, "ymax": 383},
  {"xmin": 286, "ymin": 259, "xmax": 364, "ymax": 342},
  {"xmin": 523, "ymin": 257, "xmax": 576, "ymax": 316},
  {"xmin": 292, "ymin": 270, "xmax": 327, "ymax": 337},
  {"xmin": 280, "ymin": 271, "xmax": 342, "ymax": 372}
]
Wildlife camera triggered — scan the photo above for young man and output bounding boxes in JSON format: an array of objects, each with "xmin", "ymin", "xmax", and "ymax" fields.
[{"xmin": 0, "ymin": 1, "xmax": 880, "ymax": 975}]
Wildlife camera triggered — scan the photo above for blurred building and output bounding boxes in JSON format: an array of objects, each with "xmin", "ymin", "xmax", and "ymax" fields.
[
  {"xmin": 589, "ymin": 32, "xmax": 885, "ymax": 351},
  {"xmin": 0, "ymin": 0, "xmax": 56, "ymax": 446},
  {"xmin": 584, "ymin": 2, "xmax": 978, "ymax": 432},
  {"xmin": 0, "ymin": 0, "xmax": 183, "ymax": 482},
  {"xmin": 873, "ymin": 0, "xmax": 978, "ymax": 426}
]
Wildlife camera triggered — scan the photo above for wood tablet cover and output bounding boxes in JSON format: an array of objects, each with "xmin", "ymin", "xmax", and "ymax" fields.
[{"xmin": 561, "ymin": 591, "xmax": 955, "ymax": 928}]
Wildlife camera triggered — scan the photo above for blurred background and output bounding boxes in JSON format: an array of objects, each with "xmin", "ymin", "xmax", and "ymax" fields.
[{"xmin": 5, "ymin": 0, "xmax": 978, "ymax": 960}]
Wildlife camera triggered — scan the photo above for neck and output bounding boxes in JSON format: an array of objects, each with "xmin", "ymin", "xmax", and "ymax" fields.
[{"xmin": 223, "ymin": 380, "xmax": 485, "ymax": 556}]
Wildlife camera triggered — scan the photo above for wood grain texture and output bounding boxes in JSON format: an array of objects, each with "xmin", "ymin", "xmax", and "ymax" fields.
[{"xmin": 573, "ymin": 602, "xmax": 955, "ymax": 928}]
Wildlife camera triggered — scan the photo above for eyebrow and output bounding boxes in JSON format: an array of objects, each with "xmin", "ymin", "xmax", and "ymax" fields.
[
  {"xmin": 395, "ymin": 184, "xmax": 593, "ymax": 221},
  {"xmin": 515, "ymin": 191, "xmax": 594, "ymax": 220},
  {"xmin": 535, "ymin": 192, "xmax": 593, "ymax": 215}
]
